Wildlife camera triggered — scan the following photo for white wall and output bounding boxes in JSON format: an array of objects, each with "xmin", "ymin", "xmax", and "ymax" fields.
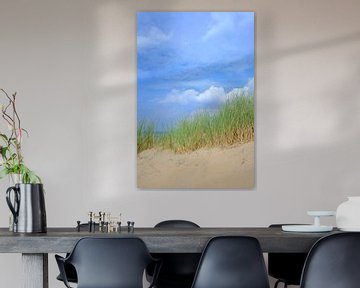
[{"xmin": 1, "ymin": 0, "xmax": 360, "ymax": 287}]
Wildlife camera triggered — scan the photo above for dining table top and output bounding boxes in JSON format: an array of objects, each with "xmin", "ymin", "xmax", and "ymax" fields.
[{"xmin": 0, "ymin": 226, "xmax": 340, "ymax": 253}]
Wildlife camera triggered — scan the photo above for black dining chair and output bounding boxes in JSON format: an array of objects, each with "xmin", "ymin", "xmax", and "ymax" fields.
[
  {"xmin": 55, "ymin": 237, "xmax": 161, "ymax": 288},
  {"xmin": 146, "ymin": 220, "xmax": 201, "ymax": 288},
  {"xmin": 300, "ymin": 232, "xmax": 360, "ymax": 288},
  {"xmin": 191, "ymin": 236, "xmax": 270, "ymax": 288},
  {"xmin": 268, "ymin": 224, "xmax": 308, "ymax": 288}
]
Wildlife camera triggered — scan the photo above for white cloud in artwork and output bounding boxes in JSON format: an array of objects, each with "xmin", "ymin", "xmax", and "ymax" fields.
[
  {"xmin": 227, "ymin": 78, "xmax": 254, "ymax": 99},
  {"xmin": 160, "ymin": 86, "xmax": 225, "ymax": 105},
  {"xmin": 196, "ymin": 86, "xmax": 227, "ymax": 103},
  {"xmin": 160, "ymin": 78, "xmax": 254, "ymax": 106},
  {"xmin": 137, "ymin": 26, "xmax": 171, "ymax": 49}
]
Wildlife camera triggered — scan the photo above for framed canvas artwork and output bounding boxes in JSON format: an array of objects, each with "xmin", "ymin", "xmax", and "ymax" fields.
[{"xmin": 137, "ymin": 12, "xmax": 254, "ymax": 189}]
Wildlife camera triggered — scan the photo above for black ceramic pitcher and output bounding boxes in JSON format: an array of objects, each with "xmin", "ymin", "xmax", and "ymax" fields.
[{"xmin": 6, "ymin": 183, "xmax": 47, "ymax": 233}]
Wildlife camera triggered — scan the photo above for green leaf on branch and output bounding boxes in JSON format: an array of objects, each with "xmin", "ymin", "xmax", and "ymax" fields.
[
  {"xmin": 0, "ymin": 133, "xmax": 8, "ymax": 142},
  {"xmin": 0, "ymin": 146, "xmax": 8, "ymax": 158}
]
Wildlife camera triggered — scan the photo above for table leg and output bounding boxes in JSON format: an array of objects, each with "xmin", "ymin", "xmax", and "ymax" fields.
[{"xmin": 22, "ymin": 253, "xmax": 48, "ymax": 288}]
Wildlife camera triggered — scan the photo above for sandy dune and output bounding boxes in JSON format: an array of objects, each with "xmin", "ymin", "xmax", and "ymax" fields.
[{"xmin": 137, "ymin": 142, "xmax": 254, "ymax": 189}]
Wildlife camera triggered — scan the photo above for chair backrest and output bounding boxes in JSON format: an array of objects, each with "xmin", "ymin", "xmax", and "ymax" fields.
[
  {"xmin": 149, "ymin": 220, "xmax": 201, "ymax": 287},
  {"xmin": 191, "ymin": 236, "xmax": 270, "ymax": 288},
  {"xmin": 66, "ymin": 237, "xmax": 154, "ymax": 288},
  {"xmin": 300, "ymin": 232, "xmax": 360, "ymax": 288},
  {"xmin": 155, "ymin": 219, "xmax": 200, "ymax": 228}
]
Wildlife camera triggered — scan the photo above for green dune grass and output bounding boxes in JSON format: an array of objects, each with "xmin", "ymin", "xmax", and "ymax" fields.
[
  {"xmin": 137, "ymin": 121, "xmax": 155, "ymax": 153},
  {"xmin": 137, "ymin": 92, "xmax": 254, "ymax": 153}
]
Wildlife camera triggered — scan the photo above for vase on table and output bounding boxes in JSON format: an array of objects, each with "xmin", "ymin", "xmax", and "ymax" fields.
[
  {"xmin": 336, "ymin": 196, "xmax": 360, "ymax": 231},
  {"xmin": 0, "ymin": 88, "xmax": 45, "ymax": 232},
  {"xmin": 6, "ymin": 182, "xmax": 47, "ymax": 233}
]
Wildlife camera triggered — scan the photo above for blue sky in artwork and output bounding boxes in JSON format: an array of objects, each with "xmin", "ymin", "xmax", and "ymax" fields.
[{"xmin": 137, "ymin": 12, "xmax": 254, "ymax": 132}]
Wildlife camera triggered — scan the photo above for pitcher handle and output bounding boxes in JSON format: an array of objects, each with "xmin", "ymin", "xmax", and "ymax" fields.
[{"xmin": 6, "ymin": 186, "xmax": 20, "ymax": 224}]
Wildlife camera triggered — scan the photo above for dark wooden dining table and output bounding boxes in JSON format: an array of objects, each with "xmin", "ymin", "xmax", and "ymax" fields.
[{"xmin": 0, "ymin": 226, "xmax": 339, "ymax": 288}]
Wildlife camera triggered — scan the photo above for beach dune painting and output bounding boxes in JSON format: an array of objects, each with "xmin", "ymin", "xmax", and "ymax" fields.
[{"xmin": 137, "ymin": 12, "xmax": 255, "ymax": 189}]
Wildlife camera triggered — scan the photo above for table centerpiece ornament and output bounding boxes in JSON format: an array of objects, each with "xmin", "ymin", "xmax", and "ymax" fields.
[{"xmin": 0, "ymin": 88, "xmax": 46, "ymax": 233}]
